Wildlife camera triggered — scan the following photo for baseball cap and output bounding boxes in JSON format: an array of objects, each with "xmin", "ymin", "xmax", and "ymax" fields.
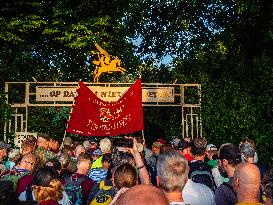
[
  {"xmin": 207, "ymin": 144, "xmax": 217, "ymax": 151},
  {"xmin": 0, "ymin": 141, "xmax": 11, "ymax": 149},
  {"xmin": 171, "ymin": 138, "xmax": 181, "ymax": 148},
  {"xmin": 93, "ymin": 149, "xmax": 102, "ymax": 155},
  {"xmin": 177, "ymin": 140, "xmax": 191, "ymax": 151},
  {"xmin": 89, "ymin": 138, "xmax": 97, "ymax": 144},
  {"xmin": 157, "ymin": 138, "xmax": 166, "ymax": 144},
  {"xmin": 152, "ymin": 142, "xmax": 163, "ymax": 149}
]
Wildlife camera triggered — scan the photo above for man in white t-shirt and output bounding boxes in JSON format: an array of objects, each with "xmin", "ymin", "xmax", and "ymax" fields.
[{"xmin": 183, "ymin": 179, "xmax": 215, "ymax": 205}]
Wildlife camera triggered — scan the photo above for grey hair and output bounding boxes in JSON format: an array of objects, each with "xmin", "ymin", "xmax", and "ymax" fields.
[
  {"xmin": 8, "ymin": 148, "xmax": 20, "ymax": 160},
  {"xmin": 56, "ymin": 153, "xmax": 70, "ymax": 168},
  {"xmin": 100, "ymin": 138, "xmax": 112, "ymax": 153},
  {"xmin": 83, "ymin": 140, "xmax": 90, "ymax": 149},
  {"xmin": 241, "ymin": 142, "xmax": 255, "ymax": 158},
  {"xmin": 157, "ymin": 151, "xmax": 188, "ymax": 192}
]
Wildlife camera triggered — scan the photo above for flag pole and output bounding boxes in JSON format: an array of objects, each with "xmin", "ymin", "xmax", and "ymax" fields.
[
  {"xmin": 139, "ymin": 74, "xmax": 144, "ymax": 144},
  {"xmin": 141, "ymin": 130, "xmax": 145, "ymax": 144},
  {"xmin": 60, "ymin": 130, "xmax": 67, "ymax": 149},
  {"xmin": 61, "ymin": 79, "xmax": 81, "ymax": 148},
  {"xmin": 60, "ymin": 114, "xmax": 71, "ymax": 149}
]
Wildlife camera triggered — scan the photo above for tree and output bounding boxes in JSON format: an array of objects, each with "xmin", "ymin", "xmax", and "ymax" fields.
[
  {"xmin": 0, "ymin": 0, "xmax": 140, "ymax": 141},
  {"xmin": 124, "ymin": 0, "xmax": 273, "ymax": 165}
]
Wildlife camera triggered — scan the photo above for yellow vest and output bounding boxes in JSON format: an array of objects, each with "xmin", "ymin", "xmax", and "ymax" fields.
[{"xmin": 91, "ymin": 156, "xmax": 103, "ymax": 168}]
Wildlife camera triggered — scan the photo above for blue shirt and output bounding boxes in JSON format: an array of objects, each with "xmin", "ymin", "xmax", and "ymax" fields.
[{"xmin": 88, "ymin": 168, "xmax": 108, "ymax": 183}]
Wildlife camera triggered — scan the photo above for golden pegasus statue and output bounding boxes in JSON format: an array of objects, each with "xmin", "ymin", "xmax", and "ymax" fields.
[{"xmin": 92, "ymin": 43, "xmax": 126, "ymax": 82}]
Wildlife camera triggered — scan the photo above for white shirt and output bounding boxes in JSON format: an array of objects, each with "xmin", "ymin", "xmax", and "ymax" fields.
[
  {"xmin": 182, "ymin": 179, "xmax": 215, "ymax": 205},
  {"xmin": 212, "ymin": 167, "xmax": 224, "ymax": 188}
]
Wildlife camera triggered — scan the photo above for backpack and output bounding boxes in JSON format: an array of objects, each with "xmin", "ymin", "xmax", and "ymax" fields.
[
  {"xmin": 189, "ymin": 161, "xmax": 215, "ymax": 191},
  {"xmin": 64, "ymin": 174, "xmax": 87, "ymax": 205},
  {"xmin": 89, "ymin": 180, "xmax": 116, "ymax": 205},
  {"xmin": 0, "ymin": 169, "xmax": 27, "ymax": 192},
  {"xmin": 25, "ymin": 185, "xmax": 34, "ymax": 201}
]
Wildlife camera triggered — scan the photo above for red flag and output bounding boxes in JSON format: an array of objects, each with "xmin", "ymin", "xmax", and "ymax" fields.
[{"xmin": 66, "ymin": 79, "xmax": 144, "ymax": 136}]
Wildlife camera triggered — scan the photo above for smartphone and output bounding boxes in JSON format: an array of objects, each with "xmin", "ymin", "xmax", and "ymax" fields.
[{"xmin": 112, "ymin": 137, "xmax": 133, "ymax": 148}]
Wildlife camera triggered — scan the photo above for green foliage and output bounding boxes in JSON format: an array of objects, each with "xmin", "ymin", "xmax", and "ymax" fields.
[{"xmin": 27, "ymin": 107, "xmax": 70, "ymax": 139}]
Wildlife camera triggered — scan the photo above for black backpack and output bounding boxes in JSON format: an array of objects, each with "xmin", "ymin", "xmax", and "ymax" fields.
[{"xmin": 189, "ymin": 160, "xmax": 216, "ymax": 191}]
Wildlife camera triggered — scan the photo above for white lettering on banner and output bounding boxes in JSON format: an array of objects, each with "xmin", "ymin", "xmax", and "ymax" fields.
[{"xmin": 36, "ymin": 87, "xmax": 174, "ymax": 102}]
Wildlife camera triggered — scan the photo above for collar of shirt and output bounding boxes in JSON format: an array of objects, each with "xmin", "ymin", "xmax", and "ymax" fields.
[{"xmin": 15, "ymin": 168, "xmax": 29, "ymax": 173}]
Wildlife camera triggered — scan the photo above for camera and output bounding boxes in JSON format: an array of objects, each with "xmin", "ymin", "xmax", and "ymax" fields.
[{"xmin": 112, "ymin": 137, "xmax": 133, "ymax": 148}]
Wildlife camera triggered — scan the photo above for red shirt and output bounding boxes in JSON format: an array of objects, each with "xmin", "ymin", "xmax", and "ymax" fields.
[
  {"xmin": 184, "ymin": 154, "xmax": 193, "ymax": 162},
  {"xmin": 39, "ymin": 199, "xmax": 60, "ymax": 205},
  {"xmin": 16, "ymin": 174, "xmax": 34, "ymax": 197}
]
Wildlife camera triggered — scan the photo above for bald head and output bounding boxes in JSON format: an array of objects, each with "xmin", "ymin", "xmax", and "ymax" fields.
[
  {"xmin": 20, "ymin": 153, "xmax": 37, "ymax": 173},
  {"xmin": 115, "ymin": 185, "xmax": 168, "ymax": 205},
  {"xmin": 233, "ymin": 163, "xmax": 261, "ymax": 202}
]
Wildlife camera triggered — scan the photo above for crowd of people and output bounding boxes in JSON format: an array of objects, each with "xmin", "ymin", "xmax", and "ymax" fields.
[{"xmin": 0, "ymin": 133, "xmax": 272, "ymax": 205}]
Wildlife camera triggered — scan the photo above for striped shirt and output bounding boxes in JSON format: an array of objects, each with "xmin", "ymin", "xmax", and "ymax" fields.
[{"xmin": 88, "ymin": 168, "xmax": 108, "ymax": 183}]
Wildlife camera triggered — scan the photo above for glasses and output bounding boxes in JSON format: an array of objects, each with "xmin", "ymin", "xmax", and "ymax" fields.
[{"xmin": 23, "ymin": 160, "xmax": 35, "ymax": 166}]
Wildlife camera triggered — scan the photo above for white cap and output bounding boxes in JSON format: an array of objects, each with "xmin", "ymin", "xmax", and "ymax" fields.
[
  {"xmin": 207, "ymin": 144, "xmax": 217, "ymax": 151},
  {"xmin": 171, "ymin": 138, "xmax": 181, "ymax": 147},
  {"xmin": 83, "ymin": 140, "xmax": 90, "ymax": 149}
]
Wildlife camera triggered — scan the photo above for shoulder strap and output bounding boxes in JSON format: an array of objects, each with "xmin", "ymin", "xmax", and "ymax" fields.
[
  {"xmin": 99, "ymin": 180, "xmax": 105, "ymax": 189},
  {"xmin": 77, "ymin": 176, "xmax": 87, "ymax": 184},
  {"xmin": 190, "ymin": 170, "xmax": 213, "ymax": 179},
  {"xmin": 99, "ymin": 180, "xmax": 112, "ymax": 191},
  {"xmin": 65, "ymin": 174, "xmax": 87, "ymax": 187},
  {"xmin": 26, "ymin": 186, "xmax": 33, "ymax": 201}
]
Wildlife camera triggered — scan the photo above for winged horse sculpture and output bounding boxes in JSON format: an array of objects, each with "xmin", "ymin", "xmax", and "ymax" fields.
[{"xmin": 92, "ymin": 43, "xmax": 126, "ymax": 82}]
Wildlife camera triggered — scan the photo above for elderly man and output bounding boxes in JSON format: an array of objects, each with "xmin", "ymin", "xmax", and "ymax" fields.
[
  {"xmin": 16, "ymin": 153, "xmax": 37, "ymax": 196},
  {"xmin": 233, "ymin": 163, "xmax": 262, "ymax": 205},
  {"xmin": 156, "ymin": 151, "xmax": 189, "ymax": 204},
  {"xmin": 0, "ymin": 153, "xmax": 37, "ymax": 196},
  {"xmin": 156, "ymin": 150, "xmax": 214, "ymax": 205},
  {"xmin": 69, "ymin": 144, "xmax": 86, "ymax": 172},
  {"xmin": 34, "ymin": 133, "xmax": 55, "ymax": 166},
  {"xmin": 64, "ymin": 154, "xmax": 95, "ymax": 205},
  {"xmin": 21, "ymin": 139, "xmax": 36, "ymax": 156}
]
